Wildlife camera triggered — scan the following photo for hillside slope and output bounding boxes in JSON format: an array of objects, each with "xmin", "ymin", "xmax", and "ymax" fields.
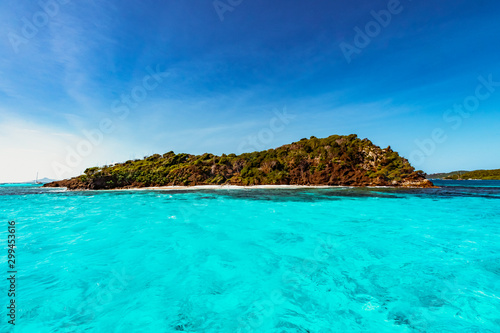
[{"xmin": 45, "ymin": 134, "xmax": 434, "ymax": 189}]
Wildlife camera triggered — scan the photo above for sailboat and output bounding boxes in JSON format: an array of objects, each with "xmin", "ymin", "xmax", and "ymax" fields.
[{"xmin": 35, "ymin": 172, "xmax": 42, "ymax": 184}]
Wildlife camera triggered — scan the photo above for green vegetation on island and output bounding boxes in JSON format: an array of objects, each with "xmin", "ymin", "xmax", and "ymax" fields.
[
  {"xmin": 436, "ymin": 169, "xmax": 500, "ymax": 180},
  {"xmin": 45, "ymin": 134, "xmax": 434, "ymax": 190},
  {"xmin": 426, "ymin": 171, "xmax": 469, "ymax": 179}
]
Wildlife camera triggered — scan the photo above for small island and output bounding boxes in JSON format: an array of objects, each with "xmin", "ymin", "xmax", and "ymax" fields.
[
  {"xmin": 428, "ymin": 169, "xmax": 500, "ymax": 180},
  {"xmin": 45, "ymin": 134, "xmax": 435, "ymax": 190}
]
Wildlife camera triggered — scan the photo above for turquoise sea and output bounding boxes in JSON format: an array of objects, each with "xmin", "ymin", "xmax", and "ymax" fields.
[{"xmin": 1, "ymin": 180, "xmax": 499, "ymax": 332}]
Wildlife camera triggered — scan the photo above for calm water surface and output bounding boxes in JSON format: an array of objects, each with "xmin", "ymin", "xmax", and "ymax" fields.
[{"xmin": 0, "ymin": 180, "xmax": 499, "ymax": 332}]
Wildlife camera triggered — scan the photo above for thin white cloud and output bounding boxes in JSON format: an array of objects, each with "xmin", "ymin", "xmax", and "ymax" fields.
[{"xmin": 0, "ymin": 113, "xmax": 142, "ymax": 183}]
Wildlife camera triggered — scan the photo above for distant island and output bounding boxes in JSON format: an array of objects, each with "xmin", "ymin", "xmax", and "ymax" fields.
[
  {"xmin": 427, "ymin": 169, "xmax": 500, "ymax": 180},
  {"xmin": 1, "ymin": 177, "xmax": 57, "ymax": 185},
  {"xmin": 45, "ymin": 134, "xmax": 435, "ymax": 190},
  {"xmin": 32, "ymin": 177, "xmax": 57, "ymax": 184}
]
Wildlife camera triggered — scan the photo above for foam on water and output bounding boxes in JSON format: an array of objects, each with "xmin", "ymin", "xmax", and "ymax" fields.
[{"xmin": 0, "ymin": 181, "xmax": 499, "ymax": 332}]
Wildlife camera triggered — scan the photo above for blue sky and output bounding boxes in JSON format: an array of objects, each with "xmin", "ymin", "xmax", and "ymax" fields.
[{"xmin": 0, "ymin": 0, "xmax": 499, "ymax": 182}]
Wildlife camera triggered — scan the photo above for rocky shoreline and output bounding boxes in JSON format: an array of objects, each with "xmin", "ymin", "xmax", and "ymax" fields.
[{"xmin": 44, "ymin": 174, "xmax": 435, "ymax": 190}]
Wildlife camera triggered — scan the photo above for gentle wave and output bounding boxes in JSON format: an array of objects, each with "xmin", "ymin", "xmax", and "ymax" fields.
[{"xmin": 0, "ymin": 181, "xmax": 499, "ymax": 332}]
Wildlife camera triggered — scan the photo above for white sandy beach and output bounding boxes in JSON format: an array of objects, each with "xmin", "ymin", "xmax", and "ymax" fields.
[
  {"xmin": 107, "ymin": 184, "xmax": 340, "ymax": 191},
  {"xmin": 47, "ymin": 184, "xmax": 415, "ymax": 192}
]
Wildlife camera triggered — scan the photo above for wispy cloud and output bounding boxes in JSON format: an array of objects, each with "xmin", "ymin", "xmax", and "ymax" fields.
[{"xmin": 0, "ymin": 1, "xmax": 499, "ymax": 181}]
